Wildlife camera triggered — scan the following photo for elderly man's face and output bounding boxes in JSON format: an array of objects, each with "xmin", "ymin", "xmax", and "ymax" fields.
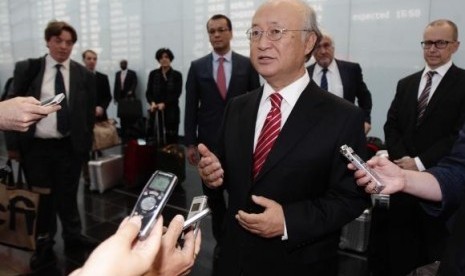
[
  {"xmin": 249, "ymin": 1, "xmax": 316, "ymax": 89},
  {"xmin": 313, "ymin": 36, "xmax": 335, "ymax": 68}
]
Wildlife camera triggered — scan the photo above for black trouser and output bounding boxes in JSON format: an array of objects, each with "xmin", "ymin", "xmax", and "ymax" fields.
[
  {"xmin": 22, "ymin": 138, "xmax": 83, "ymax": 244},
  {"xmin": 202, "ymin": 182, "xmax": 227, "ymax": 244}
]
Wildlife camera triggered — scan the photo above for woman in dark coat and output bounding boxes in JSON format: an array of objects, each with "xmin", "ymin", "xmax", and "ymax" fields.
[{"xmin": 146, "ymin": 48, "xmax": 182, "ymax": 144}]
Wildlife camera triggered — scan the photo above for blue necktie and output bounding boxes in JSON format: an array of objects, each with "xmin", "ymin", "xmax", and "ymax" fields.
[
  {"xmin": 320, "ymin": 68, "xmax": 328, "ymax": 91},
  {"xmin": 55, "ymin": 64, "xmax": 69, "ymax": 135}
]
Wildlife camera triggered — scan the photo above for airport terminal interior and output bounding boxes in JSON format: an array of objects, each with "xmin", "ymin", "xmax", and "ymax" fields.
[
  {"xmin": 0, "ymin": 142, "xmax": 369, "ymax": 276},
  {"xmin": 1, "ymin": 1, "xmax": 464, "ymax": 275}
]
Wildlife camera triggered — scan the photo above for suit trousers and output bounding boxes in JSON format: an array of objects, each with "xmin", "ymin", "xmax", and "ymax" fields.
[
  {"xmin": 21, "ymin": 137, "xmax": 83, "ymax": 243},
  {"xmin": 202, "ymin": 182, "xmax": 227, "ymax": 244}
]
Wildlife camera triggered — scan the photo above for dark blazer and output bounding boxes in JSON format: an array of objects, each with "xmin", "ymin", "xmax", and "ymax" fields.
[
  {"xmin": 145, "ymin": 67, "xmax": 182, "ymax": 125},
  {"xmin": 114, "ymin": 69, "xmax": 138, "ymax": 102},
  {"xmin": 214, "ymin": 81, "xmax": 369, "ymax": 275},
  {"xmin": 184, "ymin": 51, "xmax": 260, "ymax": 149},
  {"xmin": 95, "ymin": 71, "xmax": 111, "ymax": 119},
  {"xmin": 424, "ymin": 123, "xmax": 465, "ymax": 275},
  {"xmin": 308, "ymin": 59, "xmax": 372, "ymax": 123},
  {"xmin": 6, "ymin": 56, "xmax": 96, "ymax": 156},
  {"xmin": 381, "ymin": 64, "xmax": 465, "ymax": 275},
  {"xmin": 384, "ymin": 64, "xmax": 465, "ymax": 168}
]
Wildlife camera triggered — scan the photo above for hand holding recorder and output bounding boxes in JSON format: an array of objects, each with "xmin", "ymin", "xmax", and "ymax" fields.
[
  {"xmin": 340, "ymin": 144, "xmax": 385, "ymax": 194},
  {"xmin": 0, "ymin": 96, "xmax": 61, "ymax": 132}
]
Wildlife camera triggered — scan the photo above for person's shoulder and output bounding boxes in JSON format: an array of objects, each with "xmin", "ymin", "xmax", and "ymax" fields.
[
  {"xmin": 71, "ymin": 59, "xmax": 90, "ymax": 73},
  {"xmin": 398, "ymin": 70, "xmax": 422, "ymax": 83},
  {"xmin": 96, "ymin": 71, "xmax": 109, "ymax": 78},
  {"xmin": 231, "ymin": 51, "xmax": 252, "ymax": 63},
  {"xmin": 335, "ymin": 59, "xmax": 360, "ymax": 69},
  {"xmin": 191, "ymin": 54, "xmax": 211, "ymax": 65}
]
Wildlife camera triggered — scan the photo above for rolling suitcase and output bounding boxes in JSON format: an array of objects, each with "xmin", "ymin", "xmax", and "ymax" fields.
[
  {"xmin": 152, "ymin": 110, "xmax": 186, "ymax": 182},
  {"xmin": 339, "ymin": 208, "xmax": 372, "ymax": 252},
  {"xmin": 88, "ymin": 154, "xmax": 123, "ymax": 193},
  {"xmin": 123, "ymin": 139, "xmax": 156, "ymax": 187}
]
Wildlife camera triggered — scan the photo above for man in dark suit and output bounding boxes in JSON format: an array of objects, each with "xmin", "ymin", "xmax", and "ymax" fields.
[
  {"xmin": 6, "ymin": 20, "xmax": 97, "ymax": 269},
  {"xmin": 114, "ymin": 59, "xmax": 138, "ymax": 141},
  {"xmin": 307, "ymin": 34, "xmax": 372, "ymax": 134},
  {"xmin": 82, "ymin": 49, "xmax": 111, "ymax": 120},
  {"xmin": 382, "ymin": 19, "xmax": 465, "ymax": 276},
  {"xmin": 113, "ymin": 59, "xmax": 137, "ymax": 102},
  {"xmin": 196, "ymin": 1, "xmax": 369, "ymax": 275},
  {"xmin": 184, "ymin": 14, "xmax": 260, "ymax": 248}
]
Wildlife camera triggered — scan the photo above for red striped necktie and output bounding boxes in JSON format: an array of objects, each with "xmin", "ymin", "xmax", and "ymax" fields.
[{"xmin": 253, "ymin": 92, "xmax": 283, "ymax": 179}]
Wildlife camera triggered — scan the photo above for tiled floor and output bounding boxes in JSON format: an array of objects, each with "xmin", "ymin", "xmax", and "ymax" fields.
[{"xmin": 0, "ymin": 142, "xmax": 369, "ymax": 276}]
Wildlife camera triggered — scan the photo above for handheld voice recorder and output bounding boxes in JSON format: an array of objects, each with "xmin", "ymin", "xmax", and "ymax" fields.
[
  {"xmin": 340, "ymin": 144, "xmax": 385, "ymax": 193},
  {"xmin": 183, "ymin": 195, "xmax": 209, "ymax": 236},
  {"xmin": 130, "ymin": 170, "xmax": 178, "ymax": 240},
  {"xmin": 41, "ymin": 93, "xmax": 65, "ymax": 106}
]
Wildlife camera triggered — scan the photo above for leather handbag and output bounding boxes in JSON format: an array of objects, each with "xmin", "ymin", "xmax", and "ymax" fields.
[
  {"xmin": 0, "ymin": 160, "xmax": 40, "ymax": 250},
  {"xmin": 117, "ymin": 97, "xmax": 143, "ymax": 119},
  {"xmin": 93, "ymin": 118, "xmax": 121, "ymax": 150}
]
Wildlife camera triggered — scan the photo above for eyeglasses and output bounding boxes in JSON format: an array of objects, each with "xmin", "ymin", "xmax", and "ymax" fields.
[
  {"xmin": 208, "ymin": 28, "xmax": 230, "ymax": 35},
  {"xmin": 421, "ymin": 40, "xmax": 455, "ymax": 49},
  {"xmin": 246, "ymin": 27, "xmax": 311, "ymax": 41}
]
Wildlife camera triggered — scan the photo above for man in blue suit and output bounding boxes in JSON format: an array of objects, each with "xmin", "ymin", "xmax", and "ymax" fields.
[
  {"xmin": 184, "ymin": 14, "xmax": 260, "ymax": 251},
  {"xmin": 307, "ymin": 34, "xmax": 372, "ymax": 134}
]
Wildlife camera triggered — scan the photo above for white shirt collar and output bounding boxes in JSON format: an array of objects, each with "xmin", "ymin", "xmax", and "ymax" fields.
[
  {"xmin": 315, "ymin": 59, "xmax": 337, "ymax": 74},
  {"xmin": 212, "ymin": 50, "xmax": 232, "ymax": 62},
  {"xmin": 46, "ymin": 54, "xmax": 70, "ymax": 70},
  {"xmin": 423, "ymin": 60, "xmax": 452, "ymax": 78},
  {"xmin": 262, "ymin": 70, "xmax": 310, "ymax": 107}
]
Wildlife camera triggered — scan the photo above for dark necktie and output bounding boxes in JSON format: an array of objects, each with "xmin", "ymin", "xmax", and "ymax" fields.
[
  {"xmin": 55, "ymin": 64, "xmax": 70, "ymax": 135},
  {"xmin": 417, "ymin": 71, "xmax": 436, "ymax": 126},
  {"xmin": 253, "ymin": 93, "xmax": 283, "ymax": 179},
  {"xmin": 217, "ymin": 57, "xmax": 227, "ymax": 100},
  {"xmin": 320, "ymin": 68, "xmax": 328, "ymax": 91}
]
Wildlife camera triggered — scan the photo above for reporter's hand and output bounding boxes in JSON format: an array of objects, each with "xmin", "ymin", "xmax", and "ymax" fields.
[
  {"xmin": 146, "ymin": 215, "xmax": 201, "ymax": 276},
  {"xmin": 197, "ymin": 143, "xmax": 224, "ymax": 188},
  {"xmin": 236, "ymin": 195, "xmax": 285, "ymax": 238},
  {"xmin": 0, "ymin": 97, "xmax": 61, "ymax": 132},
  {"xmin": 157, "ymin": 103, "xmax": 165, "ymax": 111},
  {"xmin": 348, "ymin": 156, "xmax": 406, "ymax": 195},
  {"xmin": 70, "ymin": 216, "xmax": 163, "ymax": 276}
]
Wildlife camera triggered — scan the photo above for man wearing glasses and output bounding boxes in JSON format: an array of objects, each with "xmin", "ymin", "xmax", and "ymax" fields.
[
  {"xmin": 381, "ymin": 19, "xmax": 465, "ymax": 276},
  {"xmin": 184, "ymin": 14, "xmax": 260, "ymax": 260},
  {"xmin": 195, "ymin": 1, "xmax": 368, "ymax": 275}
]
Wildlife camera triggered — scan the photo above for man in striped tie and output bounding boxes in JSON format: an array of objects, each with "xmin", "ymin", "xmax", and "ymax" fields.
[
  {"xmin": 196, "ymin": 0, "xmax": 369, "ymax": 275},
  {"xmin": 382, "ymin": 19, "xmax": 465, "ymax": 276}
]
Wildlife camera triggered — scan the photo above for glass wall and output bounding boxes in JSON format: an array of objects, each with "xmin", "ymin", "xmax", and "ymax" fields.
[{"xmin": 0, "ymin": 0, "xmax": 463, "ymax": 138}]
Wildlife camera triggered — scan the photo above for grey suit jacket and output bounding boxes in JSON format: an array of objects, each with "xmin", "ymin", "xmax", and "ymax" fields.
[
  {"xmin": 6, "ymin": 56, "xmax": 96, "ymax": 156},
  {"xmin": 184, "ymin": 51, "xmax": 260, "ymax": 149},
  {"xmin": 214, "ymin": 80, "xmax": 369, "ymax": 275}
]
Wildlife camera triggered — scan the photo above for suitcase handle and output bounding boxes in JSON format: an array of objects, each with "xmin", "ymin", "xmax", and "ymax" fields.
[{"xmin": 154, "ymin": 109, "xmax": 166, "ymax": 146}]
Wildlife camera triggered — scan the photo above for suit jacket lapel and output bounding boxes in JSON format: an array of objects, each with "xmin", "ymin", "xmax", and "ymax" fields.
[
  {"xmin": 337, "ymin": 60, "xmax": 350, "ymax": 99},
  {"xmin": 69, "ymin": 61, "xmax": 79, "ymax": 112},
  {"xmin": 422, "ymin": 64, "xmax": 458, "ymax": 122},
  {"xmin": 255, "ymin": 81, "xmax": 324, "ymax": 181}
]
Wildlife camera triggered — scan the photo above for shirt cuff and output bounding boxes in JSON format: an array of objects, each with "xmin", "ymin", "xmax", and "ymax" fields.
[
  {"xmin": 281, "ymin": 218, "xmax": 288, "ymax": 240},
  {"xmin": 414, "ymin": 156, "xmax": 426, "ymax": 171}
]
